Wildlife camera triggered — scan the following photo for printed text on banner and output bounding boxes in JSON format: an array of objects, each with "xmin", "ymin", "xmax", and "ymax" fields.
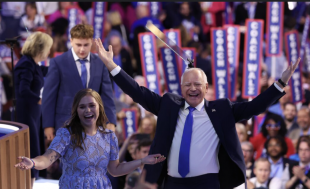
[
  {"xmin": 285, "ymin": 30, "xmax": 304, "ymax": 103},
  {"xmin": 223, "ymin": 25, "xmax": 240, "ymax": 101},
  {"xmin": 66, "ymin": 7, "xmax": 80, "ymax": 49},
  {"xmin": 242, "ymin": 19, "xmax": 264, "ymax": 99},
  {"xmin": 138, "ymin": 32, "xmax": 162, "ymax": 95},
  {"xmin": 211, "ymin": 28, "xmax": 230, "ymax": 99},
  {"xmin": 92, "ymin": 2, "xmax": 107, "ymax": 40},
  {"xmin": 121, "ymin": 109, "xmax": 138, "ymax": 140},
  {"xmin": 305, "ymin": 40, "xmax": 310, "ymax": 72},
  {"xmin": 164, "ymin": 29, "xmax": 183, "ymax": 78},
  {"xmin": 266, "ymin": 2, "xmax": 284, "ymax": 57},
  {"xmin": 300, "ymin": 16, "xmax": 310, "ymax": 71},
  {"xmin": 159, "ymin": 47, "xmax": 181, "ymax": 95}
]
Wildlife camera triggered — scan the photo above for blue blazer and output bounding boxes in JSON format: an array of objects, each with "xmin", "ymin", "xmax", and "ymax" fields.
[
  {"xmin": 113, "ymin": 69, "xmax": 285, "ymax": 188},
  {"xmin": 42, "ymin": 50, "xmax": 116, "ymax": 131}
]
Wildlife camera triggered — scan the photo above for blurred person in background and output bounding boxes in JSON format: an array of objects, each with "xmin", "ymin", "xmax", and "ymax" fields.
[
  {"xmin": 0, "ymin": 2, "xmax": 26, "ymax": 39},
  {"xmin": 199, "ymin": 2, "xmax": 225, "ymax": 43},
  {"xmin": 178, "ymin": 2, "xmax": 204, "ymax": 43},
  {"xmin": 286, "ymin": 107, "xmax": 310, "ymax": 151},
  {"xmin": 108, "ymin": 34, "xmax": 133, "ymax": 77},
  {"xmin": 204, "ymin": 85, "xmax": 215, "ymax": 101},
  {"xmin": 49, "ymin": 17, "xmax": 69, "ymax": 57},
  {"xmin": 264, "ymin": 136, "xmax": 296, "ymax": 179},
  {"xmin": 283, "ymin": 135, "xmax": 310, "ymax": 189},
  {"xmin": 248, "ymin": 158, "xmax": 281, "ymax": 189},
  {"xmin": 250, "ymin": 112, "xmax": 295, "ymax": 160},
  {"xmin": 236, "ymin": 123, "xmax": 247, "ymax": 143},
  {"xmin": 19, "ymin": 2, "xmax": 46, "ymax": 47},
  {"xmin": 110, "ymin": 2, "xmax": 136, "ymax": 33},
  {"xmin": 46, "ymin": 2, "xmax": 87, "ymax": 25},
  {"xmin": 134, "ymin": 139, "xmax": 153, "ymax": 173},
  {"xmin": 241, "ymin": 141, "xmax": 255, "ymax": 179},
  {"xmin": 283, "ymin": 102, "xmax": 299, "ymax": 142},
  {"xmin": 138, "ymin": 115, "xmax": 157, "ymax": 141},
  {"xmin": 14, "ymin": 31, "xmax": 53, "ymax": 187}
]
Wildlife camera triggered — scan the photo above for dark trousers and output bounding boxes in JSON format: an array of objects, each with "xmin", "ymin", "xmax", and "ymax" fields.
[{"xmin": 163, "ymin": 173, "xmax": 220, "ymax": 189}]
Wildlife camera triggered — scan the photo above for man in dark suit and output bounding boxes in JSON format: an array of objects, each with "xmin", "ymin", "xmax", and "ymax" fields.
[
  {"xmin": 42, "ymin": 24, "xmax": 116, "ymax": 141},
  {"xmin": 95, "ymin": 38, "xmax": 300, "ymax": 189}
]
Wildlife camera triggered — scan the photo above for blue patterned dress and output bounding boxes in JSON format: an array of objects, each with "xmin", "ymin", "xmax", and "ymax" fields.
[{"xmin": 48, "ymin": 127, "xmax": 119, "ymax": 189}]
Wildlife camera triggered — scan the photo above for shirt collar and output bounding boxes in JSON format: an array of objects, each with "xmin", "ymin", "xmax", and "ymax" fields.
[
  {"xmin": 256, "ymin": 180, "xmax": 268, "ymax": 188},
  {"xmin": 71, "ymin": 48, "xmax": 90, "ymax": 62},
  {"xmin": 184, "ymin": 99, "xmax": 205, "ymax": 111},
  {"xmin": 268, "ymin": 157, "xmax": 283, "ymax": 165}
]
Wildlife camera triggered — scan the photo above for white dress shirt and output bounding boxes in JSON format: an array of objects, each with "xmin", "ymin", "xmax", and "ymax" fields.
[
  {"xmin": 71, "ymin": 48, "xmax": 91, "ymax": 88},
  {"xmin": 167, "ymin": 100, "xmax": 220, "ymax": 177},
  {"xmin": 249, "ymin": 177, "xmax": 281, "ymax": 189}
]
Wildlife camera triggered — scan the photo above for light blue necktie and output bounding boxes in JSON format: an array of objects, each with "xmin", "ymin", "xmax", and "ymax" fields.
[
  {"xmin": 178, "ymin": 106, "xmax": 195, "ymax": 177},
  {"xmin": 79, "ymin": 59, "xmax": 87, "ymax": 88}
]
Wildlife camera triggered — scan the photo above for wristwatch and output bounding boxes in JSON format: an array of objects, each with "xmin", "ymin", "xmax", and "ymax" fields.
[{"xmin": 278, "ymin": 79, "xmax": 288, "ymax": 87}]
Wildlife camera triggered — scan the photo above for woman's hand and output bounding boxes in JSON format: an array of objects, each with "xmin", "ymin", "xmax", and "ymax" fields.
[
  {"xmin": 142, "ymin": 154, "xmax": 166, "ymax": 165},
  {"xmin": 14, "ymin": 156, "xmax": 33, "ymax": 170}
]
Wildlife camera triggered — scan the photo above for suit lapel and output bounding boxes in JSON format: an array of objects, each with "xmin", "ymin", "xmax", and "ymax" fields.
[
  {"xmin": 204, "ymin": 100, "xmax": 225, "ymax": 142},
  {"xmin": 88, "ymin": 54, "xmax": 103, "ymax": 89},
  {"xmin": 88, "ymin": 54, "xmax": 96, "ymax": 88},
  {"xmin": 67, "ymin": 51, "xmax": 84, "ymax": 88}
]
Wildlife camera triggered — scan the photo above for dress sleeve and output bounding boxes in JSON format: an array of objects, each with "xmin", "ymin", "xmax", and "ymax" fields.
[
  {"xmin": 48, "ymin": 128, "xmax": 71, "ymax": 157},
  {"xmin": 109, "ymin": 132, "xmax": 119, "ymax": 161}
]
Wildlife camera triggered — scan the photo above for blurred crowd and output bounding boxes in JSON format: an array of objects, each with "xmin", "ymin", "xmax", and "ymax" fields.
[{"xmin": 2, "ymin": 2, "xmax": 310, "ymax": 189}]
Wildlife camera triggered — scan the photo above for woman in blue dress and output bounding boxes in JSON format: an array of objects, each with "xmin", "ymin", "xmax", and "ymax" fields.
[{"xmin": 15, "ymin": 88, "xmax": 166, "ymax": 188}]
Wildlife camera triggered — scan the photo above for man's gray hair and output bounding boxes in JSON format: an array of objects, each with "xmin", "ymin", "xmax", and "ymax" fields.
[
  {"xmin": 241, "ymin": 141, "xmax": 254, "ymax": 152},
  {"xmin": 180, "ymin": 68, "xmax": 208, "ymax": 84}
]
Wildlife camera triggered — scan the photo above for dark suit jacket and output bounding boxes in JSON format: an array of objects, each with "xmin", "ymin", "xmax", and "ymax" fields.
[
  {"xmin": 113, "ymin": 69, "xmax": 285, "ymax": 188},
  {"xmin": 120, "ymin": 48, "xmax": 134, "ymax": 77},
  {"xmin": 42, "ymin": 50, "xmax": 116, "ymax": 131},
  {"xmin": 14, "ymin": 55, "xmax": 48, "ymax": 178}
]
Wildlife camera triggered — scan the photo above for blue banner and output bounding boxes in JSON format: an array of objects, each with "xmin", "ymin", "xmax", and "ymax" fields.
[
  {"xmin": 122, "ymin": 109, "xmax": 138, "ymax": 139},
  {"xmin": 224, "ymin": 25, "xmax": 240, "ymax": 101},
  {"xmin": 66, "ymin": 7, "xmax": 80, "ymax": 49},
  {"xmin": 285, "ymin": 31, "xmax": 304, "ymax": 103},
  {"xmin": 266, "ymin": 2, "xmax": 284, "ymax": 56},
  {"xmin": 149, "ymin": 2, "xmax": 161, "ymax": 18},
  {"xmin": 92, "ymin": 2, "xmax": 106, "ymax": 40},
  {"xmin": 138, "ymin": 32, "xmax": 162, "ymax": 95},
  {"xmin": 159, "ymin": 47, "xmax": 181, "ymax": 95},
  {"xmin": 300, "ymin": 16, "xmax": 310, "ymax": 71},
  {"xmin": 211, "ymin": 28, "xmax": 230, "ymax": 99},
  {"xmin": 164, "ymin": 29, "xmax": 182, "ymax": 77},
  {"xmin": 181, "ymin": 48, "xmax": 196, "ymax": 74},
  {"xmin": 242, "ymin": 19, "xmax": 264, "ymax": 99},
  {"xmin": 305, "ymin": 40, "xmax": 310, "ymax": 72}
]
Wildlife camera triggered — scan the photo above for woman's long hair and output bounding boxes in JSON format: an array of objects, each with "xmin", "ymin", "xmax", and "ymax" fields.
[
  {"xmin": 261, "ymin": 111, "xmax": 287, "ymax": 138},
  {"xmin": 64, "ymin": 89, "xmax": 109, "ymax": 150}
]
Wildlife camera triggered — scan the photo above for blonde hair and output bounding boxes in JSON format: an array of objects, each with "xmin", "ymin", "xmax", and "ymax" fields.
[
  {"xmin": 21, "ymin": 32, "xmax": 53, "ymax": 58},
  {"xmin": 138, "ymin": 115, "xmax": 157, "ymax": 140},
  {"xmin": 107, "ymin": 11, "xmax": 122, "ymax": 26}
]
